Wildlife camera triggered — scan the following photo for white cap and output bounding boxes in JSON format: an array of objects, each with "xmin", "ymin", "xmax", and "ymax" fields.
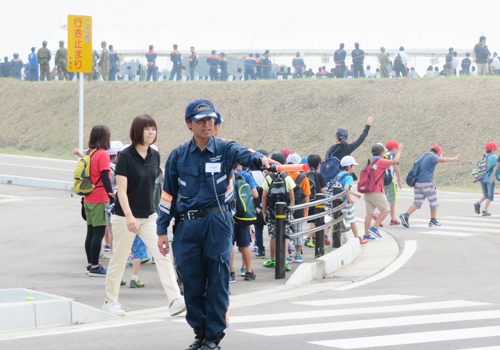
[
  {"xmin": 112, "ymin": 140, "xmax": 125, "ymax": 152},
  {"xmin": 377, "ymin": 142, "xmax": 388, "ymax": 152},
  {"xmin": 286, "ymin": 153, "xmax": 302, "ymax": 165},
  {"xmin": 340, "ymin": 155, "xmax": 358, "ymax": 167},
  {"xmin": 106, "ymin": 143, "xmax": 118, "ymax": 156}
]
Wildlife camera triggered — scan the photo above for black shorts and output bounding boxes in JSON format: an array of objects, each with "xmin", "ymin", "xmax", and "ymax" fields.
[
  {"xmin": 233, "ymin": 223, "xmax": 251, "ymax": 247},
  {"xmin": 307, "ymin": 206, "xmax": 316, "ymax": 223}
]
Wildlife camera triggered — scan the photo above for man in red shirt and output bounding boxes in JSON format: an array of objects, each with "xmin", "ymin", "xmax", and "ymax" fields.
[{"xmin": 363, "ymin": 143, "xmax": 404, "ymax": 239}]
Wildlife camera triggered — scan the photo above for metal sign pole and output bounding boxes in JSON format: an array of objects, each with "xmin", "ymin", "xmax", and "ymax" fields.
[{"xmin": 79, "ymin": 72, "xmax": 84, "ymax": 153}]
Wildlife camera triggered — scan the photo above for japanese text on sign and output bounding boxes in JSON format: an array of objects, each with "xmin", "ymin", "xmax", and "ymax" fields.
[{"xmin": 67, "ymin": 15, "xmax": 92, "ymax": 73}]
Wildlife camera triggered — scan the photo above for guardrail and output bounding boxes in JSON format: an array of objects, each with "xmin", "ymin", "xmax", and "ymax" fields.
[{"xmin": 274, "ymin": 191, "xmax": 347, "ymax": 279}]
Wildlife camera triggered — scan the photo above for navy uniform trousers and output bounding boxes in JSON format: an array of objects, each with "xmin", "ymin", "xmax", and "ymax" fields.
[{"xmin": 173, "ymin": 210, "xmax": 233, "ymax": 340}]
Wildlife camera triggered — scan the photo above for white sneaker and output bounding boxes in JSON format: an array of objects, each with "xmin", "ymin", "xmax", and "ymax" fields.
[
  {"xmin": 169, "ymin": 296, "xmax": 186, "ymax": 316},
  {"xmin": 103, "ymin": 301, "xmax": 125, "ymax": 316}
]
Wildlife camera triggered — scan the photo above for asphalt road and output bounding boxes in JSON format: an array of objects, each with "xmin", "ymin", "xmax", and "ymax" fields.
[{"xmin": 1, "ymin": 154, "xmax": 499, "ymax": 350}]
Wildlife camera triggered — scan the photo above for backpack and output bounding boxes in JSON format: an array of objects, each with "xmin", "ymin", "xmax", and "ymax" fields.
[
  {"xmin": 233, "ymin": 173, "xmax": 257, "ymax": 225},
  {"xmin": 292, "ymin": 173, "xmax": 307, "ymax": 218},
  {"xmin": 383, "ymin": 154, "xmax": 394, "ymax": 187},
  {"xmin": 73, "ymin": 149, "xmax": 101, "ymax": 196},
  {"xmin": 394, "ymin": 53, "xmax": 404, "ymax": 68},
  {"xmin": 472, "ymin": 154, "xmax": 494, "ymax": 183},
  {"xmin": 406, "ymin": 153, "xmax": 430, "ymax": 187},
  {"xmin": 328, "ymin": 173, "xmax": 351, "ymax": 198},
  {"xmin": 266, "ymin": 173, "xmax": 290, "ymax": 210},
  {"xmin": 306, "ymin": 170, "xmax": 319, "ymax": 201},
  {"xmin": 254, "ymin": 186, "xmax": 266, "ymax": 225},
  {"xmin": 321, "ymin": 145, "xmax": 342, "ymax": 183},
  {"xmin": 357, "ymin": 159, "xmax": 384, "ymax": 193}
]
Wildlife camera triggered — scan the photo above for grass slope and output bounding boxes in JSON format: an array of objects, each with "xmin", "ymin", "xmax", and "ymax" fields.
[{"xmin": 1, "ymin": 77, "xmax": 499, "ymax": 190}]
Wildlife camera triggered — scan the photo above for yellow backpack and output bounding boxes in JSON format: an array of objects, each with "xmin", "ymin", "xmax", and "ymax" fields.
[{"xmin": 73, "ymin": 149, "xmax": 100, "ymax": 195}]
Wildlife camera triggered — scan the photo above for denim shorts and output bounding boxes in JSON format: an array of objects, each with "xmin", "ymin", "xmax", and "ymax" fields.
[{"xmin": 481, "ymin": 182, "xmax": 496, "ymax": 201}]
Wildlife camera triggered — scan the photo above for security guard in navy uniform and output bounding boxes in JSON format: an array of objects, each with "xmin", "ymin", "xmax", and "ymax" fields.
[{"xmin": 157, "ymin": 99, "xmax": 276, "ymax": 350}]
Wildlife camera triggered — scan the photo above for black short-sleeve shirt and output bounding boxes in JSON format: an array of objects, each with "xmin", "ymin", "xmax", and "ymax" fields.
[{"xmin": 114, "ymin": 145, "xmax": 160, "ymax": 218}]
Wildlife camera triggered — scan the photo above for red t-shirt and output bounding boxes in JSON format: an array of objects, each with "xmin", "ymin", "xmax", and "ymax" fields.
[
  {"xmin": 370, "ymin": 158, "xmax": 391, "ymax": 193},
  {"xmin": 84, "ymin": 149, "xmax": 111, "ymax": 203}
]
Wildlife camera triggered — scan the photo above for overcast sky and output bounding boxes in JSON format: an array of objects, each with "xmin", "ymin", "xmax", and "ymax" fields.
[{"xmin": 1, "ymin": 0, "xmax": 499, "ymax": 73}]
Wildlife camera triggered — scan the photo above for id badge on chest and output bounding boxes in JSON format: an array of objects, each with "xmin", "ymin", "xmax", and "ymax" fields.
[{"xmin": 205, "ymin": 162, "xmax": 221, "ymax": 173}]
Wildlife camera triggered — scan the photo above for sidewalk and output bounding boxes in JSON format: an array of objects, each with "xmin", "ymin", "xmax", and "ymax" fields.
[{"xmin": 0, "ymin": 183, "xmax": 399, "ymax": 314}]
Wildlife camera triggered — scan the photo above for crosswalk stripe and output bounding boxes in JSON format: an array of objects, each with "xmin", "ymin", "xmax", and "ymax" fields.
[
  {"xmin": 409, "ymin": 217, "xmax": 499, "ymax": 228},
  {"xmin": 292, "ymin": 294, "xmax": 421, "ymax": 306},
  {"xmin": 237, "ymin": 310, "xmax": 500, "ymax": 336},
  {"xmin": 459, "ymin": 347, "xmax": 500, "ymax": 350},
  {"xmin": 309, "ymin": 325, "xmax": 500, "ymax": 349},
  {"xmin": 224, "ymin": 300, "xmax": 487, "ymax": 324},
  {"xmin": 335, "ymin": 240, "xmax": 416, "ymax": 291},
  {"xmin": 419, "ymin": 231, "xmax": 480, "ymax": 237},
  {"xmin": 444, "ymin": 216, "xmax": 500, "ymax": 223},
  {"xmin": 412, "ymin": 224, "xmax": 497, "ymax": 233}
]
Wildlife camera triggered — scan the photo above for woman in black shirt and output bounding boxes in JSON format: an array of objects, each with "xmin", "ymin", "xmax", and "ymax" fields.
[{"xmin": 102, "ymin": 115, "xmax": 185, "ymax": 317}]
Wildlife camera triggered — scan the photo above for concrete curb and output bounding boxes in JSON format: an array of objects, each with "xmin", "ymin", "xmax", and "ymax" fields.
[
  {"xmin": 286, "ymin": 237, "xmax": 361, "ymax": 286},
  {"xmin": 0, "ymin": 288, "xmax": 117, "ymax": 333},
  {"xmin": 0, "ymin": 174, "xmax": 72, "ymax": 191}
]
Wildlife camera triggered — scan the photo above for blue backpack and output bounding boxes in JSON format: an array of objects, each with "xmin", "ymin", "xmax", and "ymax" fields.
[{"xmin": 321, "ymin": 146, "xmax": 342, "ymax": 183}]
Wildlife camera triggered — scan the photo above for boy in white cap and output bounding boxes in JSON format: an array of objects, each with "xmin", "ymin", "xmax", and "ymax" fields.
[{"xmin": 329, "ymin": 156, "xmax": 368, "ymax": 244}]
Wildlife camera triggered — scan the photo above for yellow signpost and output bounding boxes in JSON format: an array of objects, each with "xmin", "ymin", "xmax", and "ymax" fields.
[
  {"xmin": 67, "ymin": 15, "xmax": 92, "ymax": 73},
  {"xmin": 67, "ymin": 15, "xmax": 92, "ymax": 153}
]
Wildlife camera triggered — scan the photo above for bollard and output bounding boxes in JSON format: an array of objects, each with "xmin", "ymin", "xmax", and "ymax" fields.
[
  {"xmin": 332, "ymin": 197, "xmax": 343, "ymax": 248},
  {"xmin": 314, "ymin": 193, "xmax": 326, "ymax": 258},
  {"xmin": 275, "ymin": 202, "xmax": 286, "ymax": 279}
]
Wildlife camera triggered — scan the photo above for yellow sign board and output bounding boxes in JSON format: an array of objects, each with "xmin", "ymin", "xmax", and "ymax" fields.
[{"xmin": 67, "ymin": 15, "xmax": 92, "ymax": 73}]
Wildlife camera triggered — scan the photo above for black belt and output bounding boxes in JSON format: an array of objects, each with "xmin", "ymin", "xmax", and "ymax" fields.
[{"xmin": 178, "ymin": 204, "xmax": 232, "ymax": 221}]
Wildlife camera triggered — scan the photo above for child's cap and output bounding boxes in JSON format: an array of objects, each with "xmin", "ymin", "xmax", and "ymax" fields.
[
  {"xmin": 340, "ymin": 156, "xmax": 358, "ymax": 167},
  {"xmin": 431, "ymin": 144, "xmax": 442, "ymax": 155},
  {"xmin": 486, "ymin": 142, "xmax": 498, "ymax": 151},
  {"xmin": 371, "ymin": 144, "xmax": 385, "ymax": 155},
  {"xmin": 286, "ymin": 153, "xmax": 302, "ymax": 165},
  {"xmin": 385, "ymin": 140, "xmax": 399, "ymax": 150}
]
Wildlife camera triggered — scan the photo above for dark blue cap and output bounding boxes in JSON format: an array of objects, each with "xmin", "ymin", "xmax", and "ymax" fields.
[
  {"xmin": 355, "ymin": 42, "xmax": 359, "ymax": 48},
  {"xmin": 214, "ymin": 111, "xmax": 225, "ymax": 125},
  {"xmin": 336, "ymin": 127, "xmax": 348, "ymax": 140},
  {"xmin": 185, "ymin": 99, "xmax": 219, "ymax": 121}
]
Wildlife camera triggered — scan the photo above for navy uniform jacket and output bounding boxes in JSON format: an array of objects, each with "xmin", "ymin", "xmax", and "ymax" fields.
[
  {"xmin": 109, "ymin": 51, "xmax": 119, "ymax": 67},
  {"xmin": 244, "ymin": 57, "xmax": 256, "ymax": 70},
  {"xmin": 334, "ymin": 49, "xmax": 346, "ymax": 64},
  {"xmin": 219, "ymin": 57, "xmax": 228, "ymax": 71},
  {"xmin": 206, "ymin": 55, "xmax": 219, "ymax": 67},
  {"xmin": 261, "ymin": 54, "xmax": 271, "ymax": 68},
  {"xmin": 11, "ymin": 59, "xmax": 23, "ymax": 71},
  {"xmin": 157, "ymin": 136, "xmax": 262, "ymax": 234},
  {"xmin": 351, "ymin": 49, "xmax": 365, "ymax": 64}
]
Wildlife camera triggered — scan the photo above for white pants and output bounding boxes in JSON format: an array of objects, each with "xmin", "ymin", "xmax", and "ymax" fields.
[{"xmin": 105, "ymin": 213, "xmax": 180, "ymax": 303}]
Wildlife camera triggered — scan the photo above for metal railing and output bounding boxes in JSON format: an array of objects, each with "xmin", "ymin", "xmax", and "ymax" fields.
[{"xmin": 273, "ymin": 191, "xmax": 347, "ymax": 279}]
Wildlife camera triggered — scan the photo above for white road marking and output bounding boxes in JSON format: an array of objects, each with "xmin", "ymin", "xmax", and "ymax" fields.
[
  {"xmin": 0, "ymin": 162, "xmax": 74, "ymax": 172},
  {"xmin": 309, "ymin": 325, "xmax": 500, "ymax": 349},
  {"xmin": 458, "ymin": 347, "xmax": 500, "ymax": 350},
  {"xmin": 0, "ymin": 154, "xmax": 77, "ymax": 164},
  {"xmin": 0, "ymin": 319, "xmax": 164, "ymax": 341},
  {"xmin": 444, "ymin": 216, "xmax": 500, "ymax": 223},
  {"xmin": 412, "ymin": 224, "xmax": 498, "ymax": 233},
  {"xmin": 334, "ymin": 240, "xmax": 417, "ymax": 291},
  {"xmin": 409, "ymin": 217, "xmax": 500, "ymax": 227},
  {"xmin": 292, "ymin": 294, "xmax": 421, "ymax": 306},
  {"xmin": 238, "ymin": 310, "xmax": 500, "ymax": 336},
  {"xmin": 195, "ymin": 300, "xmax": 487, "ymax": 324},
  {"xmin": 419, "ymin": 231, "xmax": 480, "ymax": 237}
]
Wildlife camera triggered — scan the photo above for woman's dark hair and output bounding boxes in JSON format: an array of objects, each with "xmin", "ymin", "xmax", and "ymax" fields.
[
  {"xmin": 130, "ymin": 114, "xmax": 157, "ymax": 146},
  {"xmin": 307, "ymin": 154, "xmax": 321, "ymax": 170},
  {"xmin": 88, "ymin": 125, "xmax": 110, "ymax": 150}
]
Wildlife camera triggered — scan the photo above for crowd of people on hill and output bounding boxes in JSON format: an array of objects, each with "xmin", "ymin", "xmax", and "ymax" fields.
[{"xmin": 1, "ymin": 36, "xmax": 496, "ymax": 82}]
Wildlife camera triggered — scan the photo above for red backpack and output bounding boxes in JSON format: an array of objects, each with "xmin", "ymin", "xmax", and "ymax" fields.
[{"xmin": 357, "ymin": 159, "xmax": 384, "ymax": 193}]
